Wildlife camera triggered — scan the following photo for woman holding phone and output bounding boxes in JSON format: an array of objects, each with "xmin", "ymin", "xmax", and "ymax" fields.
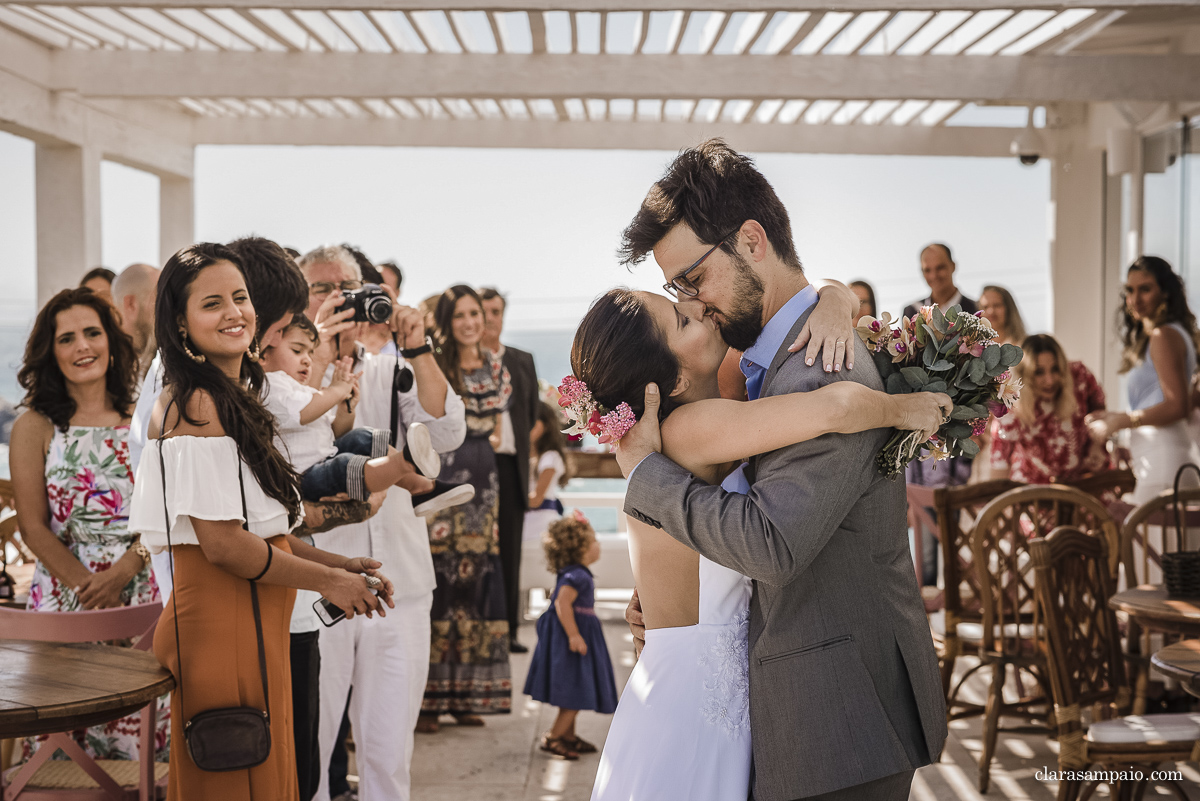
[{"xmin": 129, "ymin": 243, "xmax": 394, "ymax": 800}]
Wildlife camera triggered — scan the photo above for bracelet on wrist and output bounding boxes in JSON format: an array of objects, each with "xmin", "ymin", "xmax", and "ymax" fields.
[
  {"xmin": 1127, "ymin": 409, "xmax": 1145, "ymax": 428},
  {"xmin": 401, "ymin": 336, "xmax": 433, "ymax": 359}
]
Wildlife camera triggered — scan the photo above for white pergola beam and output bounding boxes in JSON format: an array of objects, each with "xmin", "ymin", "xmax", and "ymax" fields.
[
  {"xmin": 47, "ymin": 52, "xmax": 1200, "ymax": 104},
  {"xmin": 0, "ymin": 0, "xmax": 1183, "ymax": 10},
  {"xmin": 0, "ymin": 68, "xmax": 195, "ymax": 178},
  {"xmin": 192, "ymin": 115, "xmax": 1022, "ymax": 156}
]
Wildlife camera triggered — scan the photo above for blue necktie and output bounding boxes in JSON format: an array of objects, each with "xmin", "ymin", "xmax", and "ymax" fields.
[{"xmin": 740, "ymin": 356, "xmax": 766, "ymax": 401}]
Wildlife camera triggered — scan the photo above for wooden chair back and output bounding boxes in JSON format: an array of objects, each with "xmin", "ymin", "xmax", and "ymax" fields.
[
  {"xmin": 0, "ymin": 603, "xmax": 162, "ymax": 651},
  {"xmin": 1031, "ymin": 527, "xmax": 1128, "ymax": 766},
  {"xmin": 971, "ymin": 485, "xmax": 1119, "ymax": 659},
  {"xmin": 1120, "ymin": 487, "xmax": 1200, "ymax": 588}
]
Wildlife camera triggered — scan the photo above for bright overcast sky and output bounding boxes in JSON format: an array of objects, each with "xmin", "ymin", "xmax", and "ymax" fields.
[{"xmin": 0, "ymin": 129, "xmax": 1052, "ymax": 399}]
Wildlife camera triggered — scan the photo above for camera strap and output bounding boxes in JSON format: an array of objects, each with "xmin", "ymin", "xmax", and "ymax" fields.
[
  {"xmin": 389, "ymin": 332, "xmax": 413, "ymax": 448},
  {"xmin": 159, "ymin": 397, "xmax": 270, "ymax": 724}
]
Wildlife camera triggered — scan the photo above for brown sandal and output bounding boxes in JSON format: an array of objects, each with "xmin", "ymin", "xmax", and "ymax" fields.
[
  {"xmin": 414, "ymin": 716, "xmax": 439, "ymax": 734},
  {"xmin": 453, "ymin": 713, "xmax": 485, "ymax": 726},
  {"xmin": 539, "ymin": 734, "xmax": 580, "ymax": 760},
  {"xmin": 565, "ymin": 735, "xmax": 597, "ymax": 754}
]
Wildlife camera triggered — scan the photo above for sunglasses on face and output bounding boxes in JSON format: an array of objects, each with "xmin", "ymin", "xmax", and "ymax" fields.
[{"xmin": 663, "ymin": 228, "xmax": 742, "ymax": 299}]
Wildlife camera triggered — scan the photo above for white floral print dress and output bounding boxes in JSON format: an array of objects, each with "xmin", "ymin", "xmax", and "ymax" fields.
[{"xmin": 24, "ymin": 424, "xmax": 169, "ymax": 762}]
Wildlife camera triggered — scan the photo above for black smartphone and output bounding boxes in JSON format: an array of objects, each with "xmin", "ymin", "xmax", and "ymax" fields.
[{"xmin": 313, "ymin": 596, "xmax": 346, "ymax": 627}]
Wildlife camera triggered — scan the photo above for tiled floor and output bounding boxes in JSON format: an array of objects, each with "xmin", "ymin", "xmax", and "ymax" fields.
[{"xmin": 406, "ymin": 598, "xmax": 1200, "ymax": 801}]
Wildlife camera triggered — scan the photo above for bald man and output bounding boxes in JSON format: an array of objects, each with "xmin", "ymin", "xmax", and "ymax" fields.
[{"xmin": 111, "ymin": 263, "xmax": 160, "ymax": 382}]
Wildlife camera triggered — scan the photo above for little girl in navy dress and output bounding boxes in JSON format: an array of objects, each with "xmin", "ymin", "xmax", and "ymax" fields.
[{"xmin": 524, "ymin": 510, "xmax": 618, "ymax": 760}]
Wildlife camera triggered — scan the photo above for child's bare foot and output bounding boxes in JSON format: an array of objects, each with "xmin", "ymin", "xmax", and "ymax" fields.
[{"xmin": 398, "ymin": 474, "xmax": 436, "ymax": 495}]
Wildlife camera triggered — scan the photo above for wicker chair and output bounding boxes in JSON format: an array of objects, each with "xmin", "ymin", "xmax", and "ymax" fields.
[
  {"xmin": 908, "ymin": 479, "xmax": 1017, "ymax": 719},
  {"xmin": 1031, "ymin": 527, "xmax": 1199, "ymax": 801},
  {"xmin": 1120, "ymin": 487, "xmax": 1200, "ymax": 715},
  {"xmin": 969, "ymin": 484, "xmax": 1121, "ymax": 793}
]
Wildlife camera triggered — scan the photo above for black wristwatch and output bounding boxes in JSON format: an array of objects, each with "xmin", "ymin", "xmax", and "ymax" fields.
[{"xmin": 401, "ymin": 337, "xmax": 433, "ymax": 359}]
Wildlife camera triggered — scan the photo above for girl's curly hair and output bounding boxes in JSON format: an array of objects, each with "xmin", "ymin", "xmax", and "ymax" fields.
[{"xmin": 543, "ymin": 514, "xmax": 594, "ymax": 573}]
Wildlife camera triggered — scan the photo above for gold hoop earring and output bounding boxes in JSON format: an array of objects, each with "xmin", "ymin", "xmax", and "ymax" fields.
[
  {"xmin": 179, "ymin": 329, "xmax": 206, "ymax": 363},
  {"xmin": 247, "ymin": 339, "xmax": 261, "ymax": 362}
]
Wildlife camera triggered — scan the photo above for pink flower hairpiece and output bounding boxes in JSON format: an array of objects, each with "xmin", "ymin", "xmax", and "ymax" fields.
[{"xmin": 557, "ymin": 375, "xmax": 638, "ymax": 445}]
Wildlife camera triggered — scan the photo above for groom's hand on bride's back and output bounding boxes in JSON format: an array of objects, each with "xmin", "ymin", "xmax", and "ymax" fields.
[
  {"xmin": 626, "ymin": 589, "xmax": 646, "ymax": 658},
  {"xmin": 615, "ymin": 384, "xmax": 662, "ymax": 478}
]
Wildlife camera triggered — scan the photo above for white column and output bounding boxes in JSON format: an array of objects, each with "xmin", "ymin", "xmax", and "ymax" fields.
[
  {"xmin": 1049, "ymin": 124, "xmax": 1107, "ymax": 375},
  {"xmin": 159, "ymin": 166, "xmax": 195, "ymax": 267},
  {"xmin": 35, "ymin": 142, "xmax": 101, "ymax": 306}
]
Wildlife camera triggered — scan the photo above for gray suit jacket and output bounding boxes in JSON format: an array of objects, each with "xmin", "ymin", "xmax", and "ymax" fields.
[{"xmin": 624, "ymin": 306, "xmax": 947, "ymax": 801}]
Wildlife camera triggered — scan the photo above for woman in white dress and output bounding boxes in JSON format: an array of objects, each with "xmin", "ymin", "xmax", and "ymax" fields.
[
  {"xmin": 569, "ymin": 286, "xmax": 950, "ymax": 801},
  {"xmin": 1086, "ymin": 256, "xmax": 1200, "ymax": 503}
]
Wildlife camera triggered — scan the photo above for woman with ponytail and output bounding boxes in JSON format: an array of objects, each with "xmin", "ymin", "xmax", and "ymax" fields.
[{"xmin": 128, "ymin": 243, "xmax": 395, "ymax": 800}]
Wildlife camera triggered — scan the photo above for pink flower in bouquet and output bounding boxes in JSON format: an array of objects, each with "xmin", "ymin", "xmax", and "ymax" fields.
[
  {"xmin": 586, "ymin": 409, "xmax": 603, "ymax": 436},
  {"xmin": 958, "ymin": 338, "xmax": 986, "ymax": 358},
  {"xmin": 996, "ymin": 370, "xmax": 1022, "ymax": 408},
  {"xmin": 970, "ymin": 418, "xmax": 989, "ymax": 437},
  {"xmin": 855, "ymin": 312, "xmax": 894, "ymax": 353},
  {"xmin": 597, "ymin": 403, "xmax": 637, "ymax": 445},
  {"xmin": 885, "ymin": 324, "xmax": 914, "ymax": 363},
  {"xmin": 986, "ymin": 399, "xmax": 1010, "ymax": 419}
]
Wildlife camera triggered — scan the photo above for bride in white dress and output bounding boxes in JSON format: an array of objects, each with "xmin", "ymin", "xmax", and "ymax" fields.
[{"xmin": 569, "ymin": 287, "xmax": 950, "ymax": 800}]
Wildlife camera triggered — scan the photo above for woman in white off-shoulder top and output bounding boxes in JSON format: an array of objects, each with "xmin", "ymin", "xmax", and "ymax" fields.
[{"xmin": 128, "ymin": 243, "xmax": 395, "ymax": 801}]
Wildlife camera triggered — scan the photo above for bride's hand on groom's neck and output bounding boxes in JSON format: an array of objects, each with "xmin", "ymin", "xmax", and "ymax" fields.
[{"xmin": 615, "ymin": 384, "xmax": 662, "ymax": 478}]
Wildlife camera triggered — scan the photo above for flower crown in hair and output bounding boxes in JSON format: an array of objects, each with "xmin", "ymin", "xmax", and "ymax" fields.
[{"xmin": 557, "ymin": 376, "xmax": 637, "ymax": 445}]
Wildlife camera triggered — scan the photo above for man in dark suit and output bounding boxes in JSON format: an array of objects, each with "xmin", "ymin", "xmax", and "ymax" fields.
[
  {"xmin": 902, "ymin": 243, "xmax": 979, "ymax": 319},
  {"xmin": 903, "ymin": 243, "xmax": 978, "ymax": 584},
  {"xmin": 480, "ymin": 287, "xmax": 540, "ymax": 653}
]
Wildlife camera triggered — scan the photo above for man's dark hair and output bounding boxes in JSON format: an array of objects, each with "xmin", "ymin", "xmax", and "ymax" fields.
[
  {"xmin": 226, "ymin": 236, "xmax": 309, "ymax": 337},
  {"xmin": 379, "ymin": 261, "xmax": 403, "ymax": 291},
  {"xmin": 922, "ymin": 243, "xmax": 954, "ymax": 263},
  {"xmin": 80, "ymin": 266, "xmax": 117, "ymax": 288},
  {"xmin": 618, "ymin": 139, "xmax": 801, "ymax": 271},
  {"xmin": 342, "ymin": 244, "xmax": 384, "ymax": 285},
  {"xmin": 479, "ymin": 287, "xmax": 506, "ymax": 310}
]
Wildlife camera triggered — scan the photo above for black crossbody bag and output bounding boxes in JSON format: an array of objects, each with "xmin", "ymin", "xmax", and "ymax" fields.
[{"xmin": 157, "ymin": 418, "xmax": 272, "ymax": 772}]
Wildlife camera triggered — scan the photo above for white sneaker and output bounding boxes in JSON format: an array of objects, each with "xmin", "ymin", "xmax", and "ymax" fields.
[
  {"xmin": 403, "ymin": 422, "xmax": 441, "ymax": 478},
  {"xmin": 413, "ymin": 481, "xmax": 476, "ymax": 516}
]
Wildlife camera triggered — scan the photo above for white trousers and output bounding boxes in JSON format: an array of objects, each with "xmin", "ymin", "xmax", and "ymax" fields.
[{"xmin": 314, "ymin": 592, "xmax": 432, "ymax": 801}]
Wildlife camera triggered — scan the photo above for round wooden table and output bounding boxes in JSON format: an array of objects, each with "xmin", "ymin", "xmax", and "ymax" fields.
[
  {"xmin": 1108, "ymin": 585, "xmax": 1200, "ymax": 638},
  {"xmin": 0, "ymin": 640, "xmax": 174, "ymax": 738},
  {"xmin": 1152, "ymin": 640, "xmax": 1200, "ymax": 698}
]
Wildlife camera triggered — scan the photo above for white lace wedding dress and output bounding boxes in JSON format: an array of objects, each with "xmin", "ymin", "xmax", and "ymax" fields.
[{"xmin": 591, "ymin": 555, "xmax": 753, "ymax": 800}]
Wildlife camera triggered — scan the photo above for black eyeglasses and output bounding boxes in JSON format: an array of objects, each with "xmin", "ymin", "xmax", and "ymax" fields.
[
  {"xmin": 309, "ymin": 280, "xmax": 363, "ymax": 297},
  {"xmin": 663, "ymin": 228, "xmax": 741, "ymax": 299}
]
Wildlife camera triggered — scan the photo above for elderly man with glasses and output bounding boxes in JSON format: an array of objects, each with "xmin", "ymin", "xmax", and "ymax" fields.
[{"xmin": 297, "ymin": 245, "xmax": 467, "ymax": 801}]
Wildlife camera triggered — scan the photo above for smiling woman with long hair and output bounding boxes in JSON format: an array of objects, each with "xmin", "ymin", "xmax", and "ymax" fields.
[
  {"xmin": 9, "ymin": 287, "xmax": 169, "ymax": 762},
  {"xmin": 127, "ymin": 243, "xmax": 395, "ymax": 800},
  {"xmin": 1087, "ymin": 256, "xmax": 1200, "ymax": 502},
  {"xmin": 418, "ymin": 284, "xmax": 513, "ymax": 732}
]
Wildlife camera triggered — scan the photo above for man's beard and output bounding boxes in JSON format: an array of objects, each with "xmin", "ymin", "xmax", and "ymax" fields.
[{"xmin": 711, "ymin": 251, "xmax": 766, "ymax": 352}]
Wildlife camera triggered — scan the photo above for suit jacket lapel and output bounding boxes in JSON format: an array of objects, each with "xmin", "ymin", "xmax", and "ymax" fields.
[
  {"xmin": 757, "ymin": 305, "xmax": 816, "ymax": 400},
  {"xmin": 744, "ymin": 306, "xmax": 817, "ymax": 485}
]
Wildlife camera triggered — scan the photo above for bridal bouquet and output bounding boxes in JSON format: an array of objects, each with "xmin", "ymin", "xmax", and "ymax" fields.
[{"xmin": 855, "ymin": 304, "xmax": 1023, "ymax": 479}]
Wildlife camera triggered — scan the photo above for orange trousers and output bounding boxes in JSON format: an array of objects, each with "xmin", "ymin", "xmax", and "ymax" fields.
[{"xmin": 154, "ymin": 538, "xmax": 298, "ymax": 801}]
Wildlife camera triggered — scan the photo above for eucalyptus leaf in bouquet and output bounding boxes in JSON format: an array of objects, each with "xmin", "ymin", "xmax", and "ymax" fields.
[{"xmin": 855, "ymin": 305, "xmax": 1024, "ymax": 478}]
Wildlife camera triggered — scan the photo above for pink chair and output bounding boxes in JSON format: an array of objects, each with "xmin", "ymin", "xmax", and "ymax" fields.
[{"xmin": 0, "ymin": 602, "xmax": 167, "ymax": 801}]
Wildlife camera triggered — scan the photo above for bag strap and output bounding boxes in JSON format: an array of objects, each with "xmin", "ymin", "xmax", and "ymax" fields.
[
  {"xmin": 241, "ymin": 467, "xmax": 270, "ymax": 719},
  {"xmin": 159, "ymin": 397, "xmax": 270, "ymax": 720},
  {"xmin": 1172, "ymin": 463, "xmax": 1200, "ymax": 554}
]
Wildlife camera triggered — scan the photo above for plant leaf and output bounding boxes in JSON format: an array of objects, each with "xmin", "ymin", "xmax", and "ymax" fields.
[
  {"xmin": 959, "ymin": 437, "xmax": 981, "ymax": 457},
  {"xmin": 901, "ymin": 366, "xmax": 930, "ymax": 388},
  {"xmin": 1000, "ymin": 343, "xmax": 1023, "ymax": 367},
  {"xmin": 968, "ymin": 359, "xmax": 986, "ymax": 384},
  {"xmin": 929, "ymin": 359, "xmax": 955, "ymax": 371},
  {"xmin": 932, "ymin": 307, "xmax": 948, "ymax": 334},
  {"xmin": 983, "ymin": 344, "xmax": 1001, "ymax": 371},
  {"xmin": 886, "ymin": 373, "xmax": 912, "ymax": 394},
  {"xmin": 951, "ymin": 406, "xmax": 983, "ymax": 420},
  {"xmin": 945, "ymin": 422, "xmax": 973, "ymax": 440}
]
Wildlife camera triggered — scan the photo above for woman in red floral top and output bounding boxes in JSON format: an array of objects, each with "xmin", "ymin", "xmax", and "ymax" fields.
[{"xmin": 991, "ymin": 334, "xmax": 1111, "ymax": 483}]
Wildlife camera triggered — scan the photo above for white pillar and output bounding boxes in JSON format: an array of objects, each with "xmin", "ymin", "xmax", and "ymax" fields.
[
  {"xmin": 159, "ymin": 167, "xmax": 195, "ymax": 267},
  {"xmin": 35, "ymin": 142, "xmax": 101, "ymax": 306},
  {"xmin": 1050, "ymin": 123, "xmax": 1107, "ymax": 375}
]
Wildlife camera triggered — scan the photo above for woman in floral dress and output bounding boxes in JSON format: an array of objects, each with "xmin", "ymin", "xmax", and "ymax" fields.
[
  {"xmin": 9, "ymin": 288, "xmax": 168, "ymax": 761},
  {"xmin": 991, "ymin": 334, "xmax": 1112, "ymax": 484},
  {"xmin": 417, "ymin": 285, "xmax": 513, "ymax": 733}
]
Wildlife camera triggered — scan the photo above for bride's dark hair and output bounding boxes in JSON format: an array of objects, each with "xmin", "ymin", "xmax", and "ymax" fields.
[
  {"xmin": 571, "ymin": 289, "xmax": 681, "ymax": 423},
  {"xmin": 157, "ymin": 243, "xmax": 302, "ymax": 526}
]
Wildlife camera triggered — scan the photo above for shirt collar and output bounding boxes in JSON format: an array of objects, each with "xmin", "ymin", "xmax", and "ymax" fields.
[
  {"xmin": 922, "ymin": 291, "xmax": 963, "ymax": 309},
  {"xmin": 743, "ymin": 284, "xmax": 820, "ymax": 369}
]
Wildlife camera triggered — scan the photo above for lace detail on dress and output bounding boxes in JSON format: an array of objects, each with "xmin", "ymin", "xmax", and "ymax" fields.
[{"xmin": 697, "ymin": 609, "xmax": 750, "ymax": 738}]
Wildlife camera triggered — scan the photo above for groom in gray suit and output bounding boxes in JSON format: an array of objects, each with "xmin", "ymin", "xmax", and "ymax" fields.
[{"xmin": 614, "ymin": 140, "xmax": 946, "ymax": 801}]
